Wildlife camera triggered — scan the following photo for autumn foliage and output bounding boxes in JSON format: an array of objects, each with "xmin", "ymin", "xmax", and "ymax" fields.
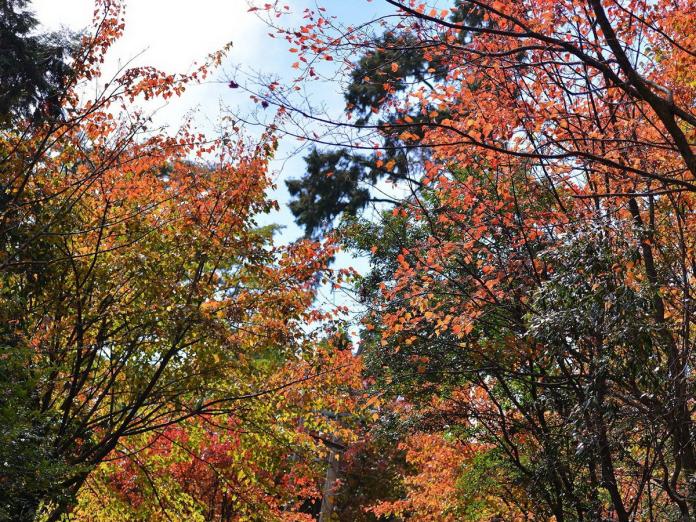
[
  {"xmin": 3, "ymin": 0, "xmax": 696, "ymax": 520},
  {"xmin": 0, "ymin": 1, "xmax": 363, "ymax": 520},
  {"xmin": 256, "ymin": 0, "xmax": 696, "ymax": 519}
]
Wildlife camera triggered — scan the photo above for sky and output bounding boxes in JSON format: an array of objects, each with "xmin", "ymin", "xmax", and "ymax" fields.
[{"xmin": 33, "ymin": 0, "xmax": 393, "ymax": 318}]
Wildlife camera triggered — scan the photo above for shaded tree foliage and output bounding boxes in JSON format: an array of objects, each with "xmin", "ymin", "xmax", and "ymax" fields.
[
  {"xmin": 0, "ymin": 0, "xmax": 75, "ymax": 124},
  {"xmin": 285, "ymin": 3, "xmax": 482, "ymax": 236}
]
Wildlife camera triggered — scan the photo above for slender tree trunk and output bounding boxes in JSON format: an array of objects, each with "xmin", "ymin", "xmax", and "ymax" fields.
[{"xmin": 318, "ymin": 447, "xmax": 340, "ymax": 522}]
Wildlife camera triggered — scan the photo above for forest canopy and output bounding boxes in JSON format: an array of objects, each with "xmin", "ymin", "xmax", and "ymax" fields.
[{"xmin": 1, "ymin": 0, "xmax": 695, "ymax": 521}]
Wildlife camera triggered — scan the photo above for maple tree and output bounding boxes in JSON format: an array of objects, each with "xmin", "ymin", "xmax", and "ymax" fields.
[
  {"xmin": 0, "ymin": 2, "xmax": 364, "ymax": 520},
  {"xmin": 69, "ymin": 345, "xmax": 365, "ymax": 521}
]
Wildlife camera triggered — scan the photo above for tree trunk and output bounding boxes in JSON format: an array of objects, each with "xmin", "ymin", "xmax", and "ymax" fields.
[{"xmin": 318, "ymin": 447, "xmax": 340, "ymax": 522}]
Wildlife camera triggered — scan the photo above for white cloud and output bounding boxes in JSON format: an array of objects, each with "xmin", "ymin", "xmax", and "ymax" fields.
[
  {"xmin": 34, "ymin": 0, "xmax": 262, "ymax": 69},
  {"xmin": 32, "ymin": 0, "xmax": 92, "ymax": 33},
  {"xmin": 33, "ymin": 0, "xmax": 267, "ymax": 133}
]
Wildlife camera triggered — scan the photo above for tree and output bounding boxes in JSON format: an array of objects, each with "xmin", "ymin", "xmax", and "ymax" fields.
[
  {"xmin": 259, "ymin": 0, "xmax": 696, "ymax": 519},
  {"xmin": 0, "ymin": 0, "xmax": 75, "ymax": 124},
  {"xmin": 69, "ymin": 346, "xmax": 365, "ymax": 521},
  {"xmin": 284, "ymin": 4, "xmax": 483, "ymax": 237},
  {"xmin": 0, "ymin": 1, "xmax": 362, "ymax": 519}
]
